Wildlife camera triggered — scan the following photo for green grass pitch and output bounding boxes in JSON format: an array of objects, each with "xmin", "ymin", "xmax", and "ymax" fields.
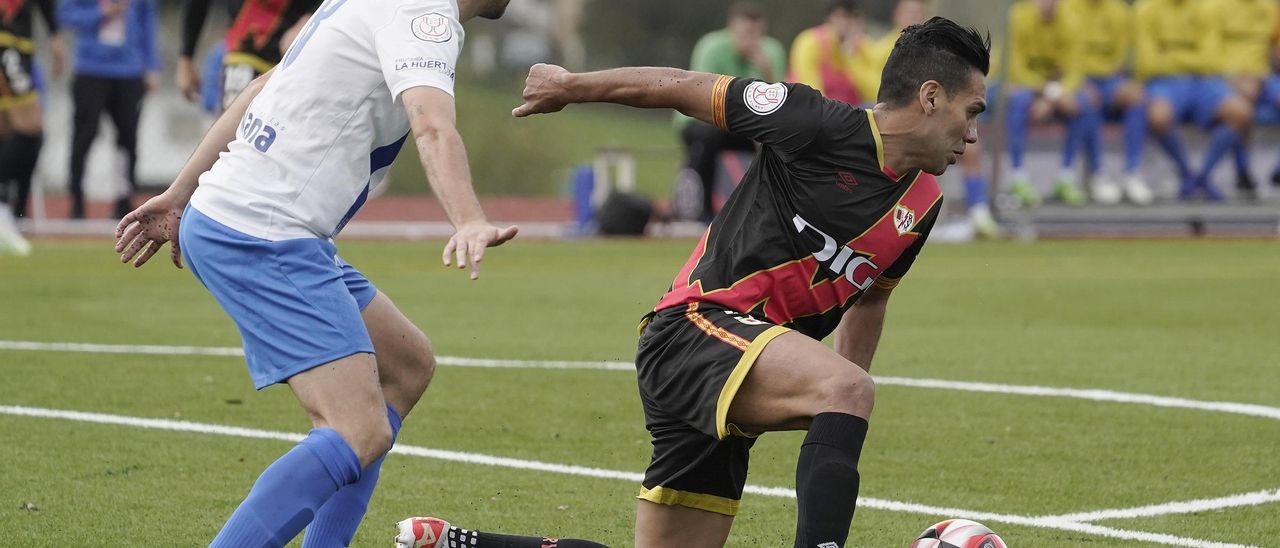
[{"xmin": 1, "ymin": 238, "xmax": 1278, "ymax": 547}]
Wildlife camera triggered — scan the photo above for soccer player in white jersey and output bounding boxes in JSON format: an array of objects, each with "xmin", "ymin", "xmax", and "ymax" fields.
[{"xmin": 112, "ymin": 0, "xmax": 605, "ymax": 546}]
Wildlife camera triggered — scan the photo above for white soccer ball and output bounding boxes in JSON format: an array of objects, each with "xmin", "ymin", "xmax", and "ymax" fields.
[{"xmin": 909, "ymin": 519, "xmax": 1008, "ymax": 548}]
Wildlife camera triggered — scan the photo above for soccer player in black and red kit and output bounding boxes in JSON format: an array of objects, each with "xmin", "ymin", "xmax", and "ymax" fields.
[
  {"xmin": 177, "ymin": 0, "xmax": 320, "ymax": 110},
  {"xmin": 511, "ymin": 17, "xmax": 990, "ymax": 548},
  {"xmin": 0, "ymin": 0, "xmax": 63, "ymax": 244}
]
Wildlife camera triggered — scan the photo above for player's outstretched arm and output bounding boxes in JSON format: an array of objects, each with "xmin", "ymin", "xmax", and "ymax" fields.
[
  {"xmin": 114, "ymin": 67, "xmax": 276, "ymax": 269},
  {"xmin": 833, "ymin": 284, "xmax": 894, "ymax": 373},
  {"xmin": 513, "ymin": 63, "xmax": 721, "ymax": 126},
  {"xmin": 402, "ymin": 85, "xmax": 518, "ymax": 280}
]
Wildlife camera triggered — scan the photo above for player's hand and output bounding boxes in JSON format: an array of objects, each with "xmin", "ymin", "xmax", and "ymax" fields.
[
  {"xmin": 512, "ymin": 63, "xmax": 571, "ymax": 117},
  {"xmin": 442, "ymin": 221, "xmax": 519, "ymax": 280},
  {"xmin": 114, "ymin": 192, "xmax": 186, "ymax": 269},
  {"xmin": 144, "ymin": 71, "xmax": 161, "ymax": 94},
  {"xmin": 176, "ymin": 57, "xmax": 201, "ymax": 102}
]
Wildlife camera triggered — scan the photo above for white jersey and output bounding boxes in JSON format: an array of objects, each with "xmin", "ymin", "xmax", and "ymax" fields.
[{"xmin": 191, "ymin": 0, "xmax": 464, "ymax": 240}]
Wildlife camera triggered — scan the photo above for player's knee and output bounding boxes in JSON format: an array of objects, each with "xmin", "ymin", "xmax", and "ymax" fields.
[
  {"xmin": 818, "ymin": 366, "xmax": 875, "ymax": 416},
  {"xmin": 1148, "ymin": 109, "xmax": 1173, "ymax": 134},
  {"xmin": 348, "ymin": 413, "xmax": 394, "ymax": 466}
]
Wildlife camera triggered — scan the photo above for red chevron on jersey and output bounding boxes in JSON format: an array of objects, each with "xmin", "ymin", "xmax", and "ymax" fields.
[
  {"xmin": 226, "ymin": 0, "xmax": 289, "ymax": 53},
  {"xmin": 657, "ymin": 174, "xmax": 940, "ymax": 326},
  {"xmin": 0, "ymin": 0, "xmax": 22, "ymax": 24}
]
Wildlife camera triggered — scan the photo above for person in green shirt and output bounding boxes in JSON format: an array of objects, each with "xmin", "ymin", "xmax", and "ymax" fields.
[{"xmin": 677, "ymin": 1, "xmax": 787, "ymax": 222}]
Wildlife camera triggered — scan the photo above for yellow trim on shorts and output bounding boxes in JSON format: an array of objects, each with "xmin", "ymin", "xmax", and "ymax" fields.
[
  {"xmin": 637, "ymin": 486, "xmax": 740, "ymax": 516},
  {"xmin": 0, "ymin": 32, "xmax": 34, "ymax": 53},
  {"xmin": 0, "ymin": 92, "xmax": 38, "ymax": 110},
  {"xmin": 714, "ymin": 324, "xmax": 790, "ymax": 440},
  {"xmin": 224, "ymin": 52, "xmax": 275, "ymax": 75}
]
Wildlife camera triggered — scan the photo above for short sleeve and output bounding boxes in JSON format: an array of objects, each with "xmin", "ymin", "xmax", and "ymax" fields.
[
  {"xmin": 374, "ymin": 4, "xmax": 464, "ymax": 100},
  {"xmin": 874, "ymin": 205, "xmax": 939, "ymax": 289},
  {"xmin": 714, "ymin": 77, "xmax": 826, "ymax": 159}
]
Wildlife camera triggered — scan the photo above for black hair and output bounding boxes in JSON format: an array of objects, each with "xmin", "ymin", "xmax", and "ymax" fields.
[
  {"xmin": 825, "ymin": 0, "xmax": 860, "ymax": 17},
  {"xmin": 877, "ymin": 16, "xmax": 991, "ymax": 106}
]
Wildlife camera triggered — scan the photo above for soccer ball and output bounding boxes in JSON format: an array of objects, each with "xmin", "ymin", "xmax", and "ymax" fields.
[{"xmin": 910, "ymin": 519, "xmax": 1008, "ymax": 548}]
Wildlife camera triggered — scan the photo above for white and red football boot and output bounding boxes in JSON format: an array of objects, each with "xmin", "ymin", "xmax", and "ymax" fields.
[{"xmin": 394, "ymin": 516, "xmax": 451, "ymax": 548}]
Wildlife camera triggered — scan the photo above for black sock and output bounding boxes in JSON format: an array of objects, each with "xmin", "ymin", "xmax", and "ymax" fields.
[
  {"xmin": 0, "ymin": 132, "xmax": 42, "ymax": 218},
  {"xmin": 794, "ymin": 412, "xmax": 869, "ymax": 548},
  {"xmin": 446, "ymin": 526, "xmax": 609, "ymax": 548}
]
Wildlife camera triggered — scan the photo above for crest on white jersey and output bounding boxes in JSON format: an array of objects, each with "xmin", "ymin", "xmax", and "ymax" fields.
[
  {"xmin": 744, "ymin": 81, "xmax": 788, "ymax": 115},
  {"xmin": 412, "ymin": 13, "xmax": 453, "ymax": 42},
  {"xmin": 893, "ymin": 204, "xmax": 917, "ymax": 235}
]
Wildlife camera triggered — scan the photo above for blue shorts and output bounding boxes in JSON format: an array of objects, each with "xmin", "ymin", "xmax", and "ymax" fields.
[
  {"xmin": 1145, "ymin": 76, "xmax": 1230, "ymax": 127},
  {"xmin": 1254, "ymin": 75, "xmax": 1280, "ymax": 125},
  {"xmin": 180, "ymin": 205, "xmax": 378, "ymax": 389},
  {"xmin": 1088, "ymin": 75, "xmax": 1128, "ymax": 109}
]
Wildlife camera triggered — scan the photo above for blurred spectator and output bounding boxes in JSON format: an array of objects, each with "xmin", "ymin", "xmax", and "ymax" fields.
[
  {"xmin": 1004, "ymin": 0, "xmax": 1089, "ymax": 207},
  {"xmin": 1060, "ymin": 0, "xmax": 1153, "ymax": 205},
  {"xmin": 676, "ymin": 1, "xmax": 786, "ymax": 222},
  {"xmin": 179, "ymin": 0, "xmax": 319, "ymax": 112},
  {"xmin": 60, "ymin": 0, "xmax": 160, "ymax": 219},
  {"xmin": 0, "ymin": 0, "xmax": 65, "ymax": 225},
  {"xmin": 1135, "ymin": 0, "xmax": 1252, "ymax": 202},
  {"xmin": 787, "ymin": 0, "xmax": 875, "ymax": 106},
  {"xmin": 1210, "ymin": 0, "xmax": 1277, "ymax": 199}
]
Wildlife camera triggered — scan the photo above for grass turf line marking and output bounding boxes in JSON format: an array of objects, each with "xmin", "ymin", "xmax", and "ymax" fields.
[
  {"xmin": 1040, "ymin": 488, "xmax": 1280, "ymax": 523},
  {"xmin": 0, "ymin": 405, "xmax": 1255, "ymax": 548},
  {"xmin": 5, "ymin": 340, "xmax": 1280, "ymax": 423}
]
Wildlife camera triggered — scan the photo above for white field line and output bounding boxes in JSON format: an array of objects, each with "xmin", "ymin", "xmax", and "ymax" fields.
[
  {"xmin": 1041, "ymin": 488, "xmax": 1280, "ymax": 523},
  {"xmin": 4, "ymin": 340, "xmax": 1280, "ymax": 422},
  {"xmin": 0, "ymin": 405, "xmax": 1257, "ymax": 548}
]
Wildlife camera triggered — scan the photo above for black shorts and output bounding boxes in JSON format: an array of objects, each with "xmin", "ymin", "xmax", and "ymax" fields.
[
  {"xmin": 0, "ymin": 46, "xmax": 37, "ymax": 108},
  {"xmin": 634, "ymin": 302, "xmax": 790, "ymax": 516}
]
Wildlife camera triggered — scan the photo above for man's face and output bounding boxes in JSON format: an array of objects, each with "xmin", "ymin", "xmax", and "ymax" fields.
[
  {"xmin": 728, "ymin": 16, "xmax": 766, "ymax": 55},
  {"xmin": 477, "ymin": 0, "xmax": 512, "ymax": 19},
  {"xmin": 827, "ymin": 9, "xmax": 863, "ymax": 41},
  {"xmin": 1035, "ymin": 0, "xmax": 1058, "ymax": 17},
  {"xmin": 920, "ymin": 71, "xmax": 986, "ymax": 175},
  {"xmin": 893, "ymin": 0, "xmax": 930, "ymax": 30}
]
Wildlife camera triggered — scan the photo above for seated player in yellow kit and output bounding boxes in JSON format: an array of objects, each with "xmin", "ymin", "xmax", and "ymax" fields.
[
  {"xmin": 1060, "ymin": 0, "xmax": 1153, "ymax": 205},
  {"xmin": 1135, "ymin": 0, "xmax": 1254, "ymax": 201},
  {"xmin": 1004, "ymin": 0, "xmax": 1090, "ymax": 207},
  {"xmin": 1206, "ymin": 0, "xmax": 1277, "ymax": 199}
]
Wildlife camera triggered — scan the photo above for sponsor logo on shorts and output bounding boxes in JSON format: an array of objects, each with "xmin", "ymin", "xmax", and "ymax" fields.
[
  {"xmin": 393, "ymin": 57, "xmax": 456, "ymax": 80},
  {"xmin": 411, "ymin": 12, "xmax": 454, "ymax": 42},
  {"xmin": 743, "ymin": 81, "xmax": 787, "ymax": 115},
  {"xmin": 892, "ymin": 204, "xmax": 916, "ymax": 235}
]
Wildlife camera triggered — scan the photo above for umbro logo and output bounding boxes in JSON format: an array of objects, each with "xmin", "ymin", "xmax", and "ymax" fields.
[
  {"xmin": 836, "ymin": 172, "xmax": 857, "ymax": 193},
  {"xmin": 817, "ymin": 542, "xmax": 841, "ymax": 548}
]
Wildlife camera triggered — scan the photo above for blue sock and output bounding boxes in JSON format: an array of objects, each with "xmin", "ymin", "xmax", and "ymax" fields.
[
  {"xmin": 1122, "ymin": 103, "xmax": 1147, "ymax": 174},
  {"xmin": 1198, "ymin": 126, "xmax": 1240, "ymax": 181},
  {"xmin": 1006, "ymin": 90, "xmax": 1034, "ymax": 170},
  {"xmin": 302, "ymin": 405, "xmax": 402, "ymax": 548},
  {"xmin": 1154, "ymin": 129, "xmax": 1192, "ymax": 179},
  {"xmin": 1062, "ymin": 113, "xmax": 1082, "ymax": 171},
  {"xmin": 964, "ymin": 174, "xmax": 989, "ymax": 209},
  {"xmin": 1082, "ymin": 101, "xmax": 1105, "ymax": 177},
  {"xmin": 1232, "ymin": 139, "xmax": 1252, "ymax": 181},
  {"xmin": 211, "ymin": 428, "xmax": 362, "ymax": 548}
]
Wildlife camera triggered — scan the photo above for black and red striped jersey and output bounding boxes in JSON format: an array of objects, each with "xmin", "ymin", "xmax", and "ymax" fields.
[
  {"xmin": 0, "ymin": 0, "xmax": 57, "ymax": 50},
  {"xmin": 224, "ymin": 0, "xmax": 321, "ymax": 71},
  {"xmin": 654, "ymin": 76, "xmax": 942, "ymax": 341}
]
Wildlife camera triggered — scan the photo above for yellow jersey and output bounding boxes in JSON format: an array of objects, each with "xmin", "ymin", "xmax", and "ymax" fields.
[
  {"xmin": 1007, "ymin": 0, "xmax": 1077, "ymax": 89},
  {"xmin": 1133, "ymin": 0, "xmax": 1218, "ymax": 78},
  {"xmin": 1211, "ymin": 0, "xmax": 1279, "ymax": 76},
  {"xmin": 1060, "ymin": 0, "xmax": 1133, "ymax": 78},
  {"xmin": 788, "ymin": 25, "xmax": 882, "ymax": 105}
]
